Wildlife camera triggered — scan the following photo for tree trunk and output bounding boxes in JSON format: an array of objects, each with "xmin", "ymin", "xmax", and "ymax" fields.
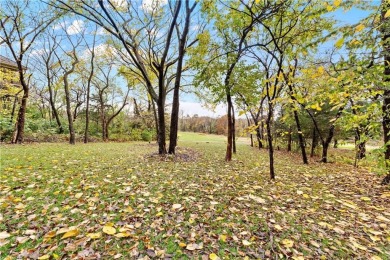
[
  {"xmin": 64, "ymin": 77, "xmax": 75, "ymax": 145},
  {"xmin": 287, "ymin": 126, "xmax": 292, "ymax": 152},
  {"xmin": 232, "ymin": 104, "xmax": 236, "ymax": 154},
  {"xmin": 152, "ymin": 99, "xmax": 159, "ymax": 144},
  {"xmin": 321, "ymin": 141, "xmax": 329, "ymax": 163},
  {"xmin": 333, "ymin": 139, "xmax": 338, "ymax": 148},
  {"xmin": 84, "ymin": 83, "xmax": 90, "ymax": 143},
  {"xmin": 12, "ymin": 89, "xmax": 28, "ymax": 144},
  {"xmin": 381, "ymin": 0, "xmax": 390, "ymax": 185},
  {"xmin": 157, "ymin": 97, "xmax": 167, "ymax": 154},
  {"xmin": 47, "ymin": 69, "xmax": 63, "ymax": 134},
  {"xmin": 225, "ymin": 91, "xmax": 233, "ymax": 161},
  {"xmin": 293, "ymin": 110, "xmax": 308, "ymax": 164},
  {"xmin": 311, "ymin": 127, "xmax": 317, "ymax": 157},
  {"xmin": 266, "ymin": 102, "xmax": 275, "ymax": 179}
]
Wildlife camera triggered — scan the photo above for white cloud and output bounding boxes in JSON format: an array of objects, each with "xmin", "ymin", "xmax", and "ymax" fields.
[
  {"xmin": 141, "ymin": 0, "xmax": 168, "ymax": 13},
  {"xmin": 180, "ymin": 101, "xmax": 227, "ymax": 118},
  {"xmin": 66, "ymin": 20, "xmax": 85, "ymax": 35},
  {"xmin": 30, "ymin": 49, "xmax": 45, "ymax": 56}
]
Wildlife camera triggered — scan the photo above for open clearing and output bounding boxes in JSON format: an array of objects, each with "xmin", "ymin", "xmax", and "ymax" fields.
[{"xmin": 1, "ymin": 132, "xmax": 389, "ymax": 259}]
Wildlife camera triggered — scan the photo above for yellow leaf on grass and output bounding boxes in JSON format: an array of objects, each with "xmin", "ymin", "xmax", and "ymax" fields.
[
  {"xmin": 281, "ymin": 239, "xmax": 294, "ymax": 248},
  {"xmin": 87, "ymin": 232, "xmax": 101, "ymax": 239},
  {"xmin": 274, "ymin": 225, "xmax": 283, "ymax": 231},
  {"xmin": 61, "ymin": 229, "xmax": 79, "ymax": 239},
  {"xmin": 310, "ymin": 240, "xmax": 320, "ymax": 248},
  {"xmin": 115, "ymin": 231, "xmax": 131, "ymax": 238},
  {"xmin": 156, "ymin": 212, "xmax": 163, "ymax": 217},
  {"xmin": 44, "ymin": 230, "xmax": 57, "ymax": 239},
  {"xmin": 178, "ymin": 242, "xmax": 186, "ymax": 248},
  {"xmin": 360, "ymin": 197, "xmax": 371, "ymax": 201},
  {"xmin": 38, "ymin": 255, "xmax": 50, "ymax": 260},
  {"xmin": 209, "ymin": 253, "xmax": 220, "ymax": 260},
  {"xmin": 103, "ymin": 226, "xmax": 116, "ymax": 235},
  {"xmin": 371, "ymin": 256, "xmax": 383, "ymax": 260},
  {"xmin": 219, "ymin": 234, "xmax": 227, "ymax": 242},
  {"xmin": 75, "ymin": 193, "xmax": 83, "ymax": 199},
  {"xmin": 350, "ymin": 241, "xmax": 367, "ymax": 251}
]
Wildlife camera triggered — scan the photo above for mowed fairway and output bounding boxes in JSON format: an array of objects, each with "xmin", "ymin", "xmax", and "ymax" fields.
[{"xmin": 1, "ymin": 132, "xmax": 389, "ymax": 259}]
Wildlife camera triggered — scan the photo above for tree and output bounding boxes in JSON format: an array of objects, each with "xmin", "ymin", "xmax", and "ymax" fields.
[
  {"xmin": 52, "ymin": 0, "xmax": 201, "ymax": 154},
  {"xmin": 0, "ymin": 0, "xmax": 58, "ymax": 143}
]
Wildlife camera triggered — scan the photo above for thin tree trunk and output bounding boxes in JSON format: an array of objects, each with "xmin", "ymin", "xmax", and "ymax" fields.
[
  {"xmin": 287, "ymin": 126, "xmax": 292, "ymax": 152},
  {"xmin": 293, "ymin": 110, "xmax": 308, "ymax": 164},
  {"xmin": 152, "ymin": 99, "xmax": 159, "ymax": 143},
  {"xmin": 266, "ymin": 102, "xmax": 275, "ymax": 179},
  {"xmin": 321, "ymin": 141, "xmax": 329, "ymax": 163},
  {"xmin": 64, "ymin": 76, "xmax": 75, "ymax": 145},
  {"xmin": 225, "ymin": 91, "xmax": 233, "ymax": 161},
  {"xmin": 311, "ymin": 127, "xmax": 317, "ymax": 157},
  {"xmin": 333, "ymin": 139, "xmax": 338, "ymax": 148},
  {"xmin": 232, "ymin": 104, "xmax": 236, "ymax": 154}
]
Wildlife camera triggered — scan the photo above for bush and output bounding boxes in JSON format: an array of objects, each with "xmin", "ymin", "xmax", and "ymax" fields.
[{"xmin": 141, "ymin": 129, "xmax": 152, "ymax": 142}]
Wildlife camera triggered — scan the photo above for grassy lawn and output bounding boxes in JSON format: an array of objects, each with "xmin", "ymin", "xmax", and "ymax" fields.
[{"xmin": 1, "ymin": 132, "xmax": 389, "ymax": 259}]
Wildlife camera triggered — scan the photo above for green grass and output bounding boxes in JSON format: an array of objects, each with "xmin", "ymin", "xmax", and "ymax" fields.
[{"xmin": 0, "ymin": 132, "xmax": 389, "ymax": 259}]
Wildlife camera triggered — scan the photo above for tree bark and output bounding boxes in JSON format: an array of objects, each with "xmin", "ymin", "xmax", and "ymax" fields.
[
  {"xmin": 287, "ymin": 126, "xmax": 292, "ymax": 152},
  {"xmin": 311, "ymin": 127, "xmax": 317, "ymax": 157},
  {"xmin": 225, "ymin": 91, "xmax": 233, "ymax": 161},
  {"xmin": 64, "ymin": 74, "xmax": 75, "ymax": 145},
  {"xmin": 266, "ymin": 101, "xmax": 275, "ymax": 179},
  {"xmin": 157, "ymin": 97, "xmax": 167, "ymax": 154},
  {"xmin": 232, "ymin": 103, "xmax": 236, "ymax": 154},
  {"xmin": 382, "ymin": 0, "xmax": 390, "ymax": 185}
]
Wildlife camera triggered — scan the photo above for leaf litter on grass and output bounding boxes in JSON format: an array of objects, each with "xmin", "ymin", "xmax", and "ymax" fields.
[{"xmin": 0, "ymin": 139, "xmax": 389, "ymax": 259}]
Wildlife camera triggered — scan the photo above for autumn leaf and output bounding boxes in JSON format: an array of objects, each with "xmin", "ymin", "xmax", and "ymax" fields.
[
  {"xmin": 61, "ymin": 229, "xmax": 79, "ymax": 239},
  {"xmin": 0, "ymin": 231, "xmax": 11, "ymax": 239},
  {"xmin": 87, "ymin": 232, "xmax": 101, "ymax": 239},
  {"xmin": 103, "ymin": 226, "xmax": 116, "ymax": 235},
  {"xmin": 242, "ymin": 240, "xmax": 252, "ymax": 246},
  {"xmin": 209, "ymin": 253, "xmax": 220, "ymax": 260},
  {"xmin": 333, "ymin": 0, "xmax": 341, "ymax": 7},
  {"xmin": 172, "ymin": 204, "xmax": 182, "ymax": 210},
  {"xmin": 38, "ymin": 255, "xmax": 50, "ymax": 260},
  {"xmin": 355, "ymin": 24, "xmax": 365, "ymax": 33},
  {"xmin": 281, "ymin": 239, "xmax": 294, "ymax": 248}
]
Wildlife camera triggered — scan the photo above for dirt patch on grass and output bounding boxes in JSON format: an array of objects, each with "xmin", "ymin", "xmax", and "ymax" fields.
[{"xmin": 144, "ymin": 146, "xmax": 200, "ymax": 162}]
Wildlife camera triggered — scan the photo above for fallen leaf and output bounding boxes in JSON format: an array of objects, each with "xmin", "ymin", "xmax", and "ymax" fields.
[
  {"xmin": 38, "ymin": 255, "xmax": 50, "ymax": 260},
  {"xmin": 87, "ymin": 232, "xmax": 101, "ymax": 239},
  {"xmin": 61, "ymin": 229, "xmax": 79, "ymax": 239},
  {"xmin": 172, "ymin": 204, "xmax": 182, "ymax": 210},
  {"xmin": 0, "ymin": 231, "xmax": 10, "ymax": 239},
  {"xmin": 103, "ymin": 226, "xmax": 116, "ymax": 235},
  {"xmin": 209, "ymin": 253, "xmax": 220, "ymax": 260},
  {"xmin": 281, "ymin": 239, "xmax": 294, "ymax": 248},
  {"xmin": 242, "ymin": 240, "xmax": 252, "ymax": 246}
]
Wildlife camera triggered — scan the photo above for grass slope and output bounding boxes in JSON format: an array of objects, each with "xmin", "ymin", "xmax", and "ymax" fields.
[{"xmin": 0, "ymin": 132, "xmax": 389, "ymax": 259}]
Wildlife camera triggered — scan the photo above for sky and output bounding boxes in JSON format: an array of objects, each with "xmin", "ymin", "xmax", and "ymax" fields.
[{"xmin": 0, "ymin": 1, "xmax": 377, "ymax": 118}]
